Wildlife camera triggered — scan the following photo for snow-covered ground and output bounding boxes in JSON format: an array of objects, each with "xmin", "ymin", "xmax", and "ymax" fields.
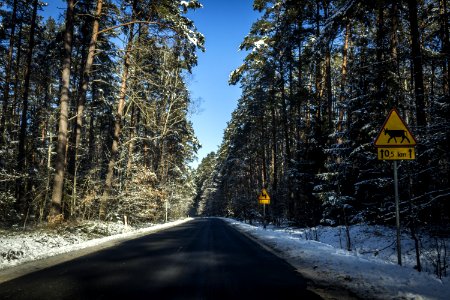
[
  {"xmin": 1, "ymin": 217, "xmax": 449, "ymax": 299},
  {"xmin": 224, "ymin": 218, "xmax": 449, "ymax": 300},
  {"xmin": 0, "ymin": 218, "xmax": 192, "ymax": 272}
]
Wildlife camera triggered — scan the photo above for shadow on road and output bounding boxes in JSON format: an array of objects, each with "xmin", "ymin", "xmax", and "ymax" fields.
[{"xmin": 0, "ymin": 218, "xmax": 323, "ymax": 300}]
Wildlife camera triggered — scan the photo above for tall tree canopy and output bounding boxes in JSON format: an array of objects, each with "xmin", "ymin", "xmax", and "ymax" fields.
[
  {"xmin": 0, "ymin": 0, "xmax": 204, "ymax": 225},
  {"xmin": 197, "ymin": 0, "xmax": 450, "ymax": 232}
]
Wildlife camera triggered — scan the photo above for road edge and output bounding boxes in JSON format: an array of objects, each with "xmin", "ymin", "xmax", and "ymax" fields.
[
  {"xmin": 0, "ymin": 218, "xmax": 193, "ymax": 284},
  {"xmin": 222, "ymin": 218, "xmax": 361, "ymax": 300}
]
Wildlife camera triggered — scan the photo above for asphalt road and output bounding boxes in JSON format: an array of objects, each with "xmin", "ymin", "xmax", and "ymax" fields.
[{"xmin": 0, "ymin": 218, "xmax": 322, "ymax": 300}]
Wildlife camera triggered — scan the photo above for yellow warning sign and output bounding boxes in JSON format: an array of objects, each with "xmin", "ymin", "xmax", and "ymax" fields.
[
  {"xmin": 374, "ymin": 108, "xmax": 416, "ymax": 147},
  {"xmin": 258, "ymin": 188, "xmax": 270, "ymax": 205}
]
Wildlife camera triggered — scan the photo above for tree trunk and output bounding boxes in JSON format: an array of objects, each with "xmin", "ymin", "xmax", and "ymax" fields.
[
  {"xmin": 88, "ymin": 87, "xmax": 97, "ymax": 165},
  {"xmin": 11, "ymin": 23, "xmax": 23, "ymax": 143},
  {"xmin": 390, "ymin": 1, "xmax": 399, "ymax": 71},
  {"xmin": 68, "ymin": 0, "xmax": 104, "ymax": 215},
  {"xmin": 126, "ymin": 23, "xmax": 144, "ymax": 178},
  {"xmin": 71, "ymin": 0, "xmax": 103, "ymax": 170},
  {"xmin": 407, "ymin": 0, "xmax": 427, "ymax": 127},
  {"xmin": 15, "ymin": 0, "xmax": 39, "ymax": 212},
  {"xmin": 279, "ymin": 61, "xmax": 291, "ymax": 165},
  {"xmin": 440, "ymin": 0, "xmax": 449, "ymax": 96},
  {"xmin": 325, "ymin": 42, "xmax": 332, "ymax": 130},
  {"xmin": 49, "ymin": 0, "xmax": 75, "ymax": 221},
  {"xmin": 324, "ymin": 0, "xmax": 333, "ymax": 130},
  {"xmin": 261, "ymin": 113, "xmax": 267, "ymax": 188},
  {"xmin": 99, "ymin": 12, "xmax": 136, "ymax": 220},
  {"xmin": 126, "ymin": 103, "xmax": 136, "ymax": 178},
  {"xmin": 375, "ymin": 1, "xmax": 385, "ymax": 111},
  {"xmin": 390, "ymin": 1, "xmax": 401, "ymax": 108},
  {"xmin": 314, "ymin": 1, "xmax": 323, "ymax": 134},
  {"xmin": 0, "ymin": 0, "xmax": 18, "ymax": 144},
  {"xmin": 270, "ymin": 82, "xmax": 277, "ymax": 220},
  {"xmin": 337, "ymin": 21, "xmax": 350, "ymax": 136}
]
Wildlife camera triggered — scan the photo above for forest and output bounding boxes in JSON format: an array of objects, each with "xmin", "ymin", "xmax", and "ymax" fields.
[
  {"xmin": 194, "ymin": 0, "xmax": 450, "ymax": 239},
  {"xmin": 0, "ymin": 0, "xmax": 449, "ymax": 245},
  {"xmin": 0, "ymin": 0, "xmax": 204, "ymax": 226}
]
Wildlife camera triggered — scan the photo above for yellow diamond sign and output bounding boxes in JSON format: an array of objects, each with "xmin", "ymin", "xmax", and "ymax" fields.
[
  {"xmin": 374, "ymin": 108, "xmax": 416, "ymax": 147},
  {"xmin": 258, "ymin": 188, "xmax": 270, "ymax": 205}
]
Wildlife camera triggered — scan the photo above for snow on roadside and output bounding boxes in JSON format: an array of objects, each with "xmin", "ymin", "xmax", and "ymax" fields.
[
  {"xmin": 224, "ymin": 218, "xmax": 449, "ymax": 300},
  {"xmin": 0, "ymin": 218, "xmax": 192, "ymax": 271},
  {"xmin": 1, "ymin": 217, "xmax": 448, "ymax": 299}
]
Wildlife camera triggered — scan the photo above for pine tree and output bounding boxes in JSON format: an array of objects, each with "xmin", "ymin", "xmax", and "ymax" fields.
[{"xmin": 49, "ymin": 0, "xmax": 75, "ymax": 222}]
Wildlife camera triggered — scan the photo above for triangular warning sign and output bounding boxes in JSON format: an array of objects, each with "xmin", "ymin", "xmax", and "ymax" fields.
[
  {"xmin": 258, "ymin": 188, "xmax": 270, "ymax": 204},
  {"xmin": 374, "ymin": 108, "xmax": 416, "ymax": 147}
]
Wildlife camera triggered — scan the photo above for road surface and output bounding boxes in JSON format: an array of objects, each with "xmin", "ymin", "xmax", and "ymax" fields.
[{"xmin": 0, "ymin": 218, "xmax": 322, "ymax": 299}]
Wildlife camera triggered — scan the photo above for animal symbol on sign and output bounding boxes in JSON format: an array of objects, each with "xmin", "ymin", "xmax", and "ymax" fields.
[{"xmin": 384, "ymin": 128, "xmax": 411, "ymax": 144}]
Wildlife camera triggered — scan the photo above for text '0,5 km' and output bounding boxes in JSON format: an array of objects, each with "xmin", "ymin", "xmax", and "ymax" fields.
[{"xmin": 378, "ymin": 147, "xmax": 415, "ymax": 160}]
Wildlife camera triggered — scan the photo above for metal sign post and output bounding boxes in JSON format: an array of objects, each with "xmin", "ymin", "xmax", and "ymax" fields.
[
  {"xmin": 393, "ymin": 160, "xmax": 402, "ymax": 265},
  {"xmin": 263, "ymin": 204, "xmax": 266, "ymax": 229},
  {"xmin": 165, "ymin": 199, "xmax": 168, "ymax": 223},
  {"xmin": 374, "ymin": 108, "xmax": 417, "ymax": 266},
  {"xmin": 258, "ymin": 188, "xmax": 270, "ymax": 230}
]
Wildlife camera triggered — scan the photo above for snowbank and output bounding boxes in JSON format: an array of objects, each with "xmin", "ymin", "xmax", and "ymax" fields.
[
  {"xmin": 224, "ymin": 218, "xmax": 449, "ymax": 300},
  {"xmin": 0, "ymin": 218, "xmax": 192, "ymax": 271},
  {"xmin": 1, "ymin": 217, "xmax": 448, "ymax": 299}
]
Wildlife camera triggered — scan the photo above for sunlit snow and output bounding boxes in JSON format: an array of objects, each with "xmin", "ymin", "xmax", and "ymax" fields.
[
  {"xmin": 224, "ymin": 218, "xmax": 449, "ymax": 300},
  {"xmin": 1, "ymin": 218, "xmax": 448, "ymax": 299},
  {"xmin": 0, "ymin": 219, "xmax": 192, "ymax": 271}
]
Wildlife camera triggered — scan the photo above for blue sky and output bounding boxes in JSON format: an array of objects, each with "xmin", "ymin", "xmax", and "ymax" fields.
[
  {"xmin": 43, "ymin": 0, "xmax": 259, "ymax": 168},
  {"xmin": 187, "ymin": 0, "xmax": 259, "ymax": 167}
]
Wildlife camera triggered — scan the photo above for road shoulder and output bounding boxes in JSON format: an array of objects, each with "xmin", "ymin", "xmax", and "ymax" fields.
[
  {"xmin": 223, "ymin": 218, "xmax": 361, "ymax": 300},
  {"xmin": 0, "ymin": 218, "xmax": 193, "ymax": 284}
]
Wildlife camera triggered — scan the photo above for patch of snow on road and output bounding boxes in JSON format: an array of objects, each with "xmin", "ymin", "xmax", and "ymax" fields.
[{"xmin": 224, "ymin": 218, "xmax": 449, "ymax": 300}]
